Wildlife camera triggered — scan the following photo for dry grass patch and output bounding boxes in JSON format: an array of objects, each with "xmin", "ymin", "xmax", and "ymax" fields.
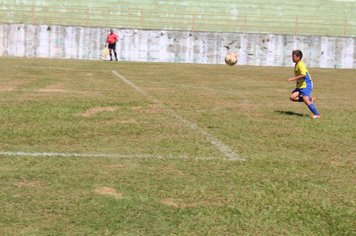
[
  {"xmin": 94, "ymin": 186, "xmax": 123, "ymax": 199},
  {"xmin": 36, "ymin": 88, "xmax": 68, "ymax": 93},
  {"xmin": 131, "ymin": 104, "xmax": 163, "ymax": 115},
  {"xmin": 238, "ymin": 103, "xmax": 257, "ymax": 112},
  {"xmin": 77, "ymin": 107, "xmax": 118, "ymax": 117},
  {"xmin": 36, "ymin": 83, "xmax": 99, "ymax": 95},
  {"xmin": 157, "ymin": 166, "xmax": 185, "ymax": 176},
  {"xmin": 161, "ymin": 197, "xmax": 230, "ymax": 209},
  {"xmin": 101, "ymin": 164, "xmax": 124, "ymax": 170},
  {"xmin": 0, "ymin": 87, "xmax": 15, "ymax": 92},
  {"xmin": 102, "ymin": 118, "xmax": 139, "ymax": 126},
  {"xmin": 146, "ymin": 103, "xmax": 163, "ymax": 114},
  {"xmin": 15, "ymin": 179, "xmax": 44, "ymax": 188},
  {"xmin": 0, "ymin": 79, "xmax": 30, "ymax": 92},
  {"xmin": 161, "ymin": 198, "xmax": 197, "ymax": 209}
]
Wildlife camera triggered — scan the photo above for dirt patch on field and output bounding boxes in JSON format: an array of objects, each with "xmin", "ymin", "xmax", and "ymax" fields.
[
  {"xmin": 35, "ymin": 83, "xmax": 70, "ymax": 93},
  {"xmin": 94, "ymin": 186, "xmax": 123, "ymax": 199},
  {"xmin": 36, "ymin": 83, "xmax": 100, "ymax": 95},
  {"xmin": 161, "ymin": 197, "xmax": 230, "ymax": 209},
  {"xmin": 330, "ymin": 156, "xmax": 354, "ymax": 168},
  {"xmin": 102, "ymin": 164, "xmax": 124, "ymax": 170},
  {"xmin": 77, "ymin": 106, "xmax": 118, "ymax": 117},
  {"xmin": 131, "ymin": 104, "xmax": 163, "ymax": 114},
  {"xmin": 238, "ymin": 103, "xmax": 256, "ymax": 112},
  {"xmin": 158, "ymin": 166, "xmax": 185, "ymax": 176},
  {"xmin": 0, "ymin": 79, "xmax": 29, "ymax": 92},
  {"xmin": 0, "ymin": 87, "xmax": 15, "ymax": 92},
  {"xmin": 102, "ymin": 118, "xmax": 138, "ymax": 126},
  {"xmin": 16, "ymin": 179, "xmax": 43, "ymax": 188},
  {"xmin": 161, "ymin": 198, "xmax": 197, "ymax": 209},
  {"xmin": 36, "ymin": 88, "xmax": 68, "ymax": 93},
  {"xmin": 146, "ymin": 104, "xmax": 162, "ymax": 114}
]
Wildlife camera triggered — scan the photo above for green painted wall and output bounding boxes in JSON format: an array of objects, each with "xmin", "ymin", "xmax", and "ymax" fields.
[{"xmin": 0, "ymin": 0, "xmax": 355, "ymax": 36}]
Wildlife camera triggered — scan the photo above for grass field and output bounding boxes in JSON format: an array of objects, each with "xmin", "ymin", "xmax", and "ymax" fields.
[{"xmin": 0, "ymin": 57, "xmax": 355, "ymax": 235}]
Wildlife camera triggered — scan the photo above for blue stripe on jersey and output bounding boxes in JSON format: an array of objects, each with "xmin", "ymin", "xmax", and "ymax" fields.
[{"xmin": 305, "ymin": 72, "xmax": 313, "ymax": 89}]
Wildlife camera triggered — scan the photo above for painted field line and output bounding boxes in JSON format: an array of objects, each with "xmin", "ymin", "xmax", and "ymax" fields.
[
  {"xmin": 0, "ymin": 151, "xmax": 230, "ymax": 161},
  {"xmin": 112, "ymin": 70, "xmax": 244, "ymax": 161}
]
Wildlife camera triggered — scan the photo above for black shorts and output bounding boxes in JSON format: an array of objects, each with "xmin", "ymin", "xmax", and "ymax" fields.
[{"xmin": 108, "ymin": 43, "xmax": 116, "ymax": 50}]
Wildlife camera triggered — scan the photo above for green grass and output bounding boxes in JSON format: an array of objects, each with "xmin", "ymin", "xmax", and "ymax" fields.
[{"xmin": 0, "ymin": 58, "xmax": 355, "ymax": 235}]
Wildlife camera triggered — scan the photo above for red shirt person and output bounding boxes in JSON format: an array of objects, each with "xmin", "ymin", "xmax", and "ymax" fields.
[{"xmin": 106, "ymin": 29, "xmax": 118, "ymax": 61}]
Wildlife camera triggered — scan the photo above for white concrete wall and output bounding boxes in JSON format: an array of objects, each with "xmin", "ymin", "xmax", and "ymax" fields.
[{"xmin": 0, "ymin": 24, "xmax": 355, "ymax": 68}]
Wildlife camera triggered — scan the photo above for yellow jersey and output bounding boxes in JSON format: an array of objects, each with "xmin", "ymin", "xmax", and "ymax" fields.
[{"xmin": 294, "ymin": 61, "xmax": 312, "ymax": 89}]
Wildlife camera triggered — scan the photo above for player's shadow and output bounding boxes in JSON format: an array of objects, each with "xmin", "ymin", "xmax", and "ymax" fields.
[{"xmin": 274, "ymin": 110, "xmax": 309, "ymax": 117}]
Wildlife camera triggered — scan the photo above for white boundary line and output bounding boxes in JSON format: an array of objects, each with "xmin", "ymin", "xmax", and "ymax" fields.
[
  {"xmin": 112, "ymin": 70, "xmax": 244, "ymax": 161},
  {"xmin": 0, "ymin": 151, "xmax": 231, "ymax": 161}
]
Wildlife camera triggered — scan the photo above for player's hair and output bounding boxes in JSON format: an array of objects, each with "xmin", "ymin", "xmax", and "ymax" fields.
[{"xmin": 292, "ymin": 50, "xmax": 303, "ymax": 59}]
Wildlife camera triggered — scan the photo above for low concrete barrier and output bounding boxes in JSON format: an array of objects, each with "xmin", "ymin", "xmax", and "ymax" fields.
[{"xmin": 0, "ymin": 24, "xmax": 354, "ymax": 68}]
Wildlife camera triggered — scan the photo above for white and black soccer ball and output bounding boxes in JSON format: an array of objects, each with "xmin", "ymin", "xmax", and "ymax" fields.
[{"xmin": 225, "ymin": 53, "xmax": 238, "ymax": 66}]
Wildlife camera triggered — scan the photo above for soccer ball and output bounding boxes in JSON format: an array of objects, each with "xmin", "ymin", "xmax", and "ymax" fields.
[{"xmin": 225, "ymin": 53, "xmax": 238, "ymax": 66}]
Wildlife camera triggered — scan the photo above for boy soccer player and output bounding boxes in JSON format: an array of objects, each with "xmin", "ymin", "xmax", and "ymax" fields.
[{"xmin": 287, "ymin": 50, "xmax": 320, "ymax": 118}]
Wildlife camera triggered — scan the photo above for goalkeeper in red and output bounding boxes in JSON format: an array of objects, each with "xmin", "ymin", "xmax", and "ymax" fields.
[
  {"xmin": 288, "ymin": 50, "xmax": 320, "ymax": 119},
  {"xmin": 106, "ymin": 29, "xmax": 118, "ymax": 61}
]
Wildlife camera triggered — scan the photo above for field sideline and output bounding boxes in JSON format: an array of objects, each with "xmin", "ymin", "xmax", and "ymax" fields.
[{"xmin": 0, "ymin": 58, "xmax": 355, "ymax": 235}]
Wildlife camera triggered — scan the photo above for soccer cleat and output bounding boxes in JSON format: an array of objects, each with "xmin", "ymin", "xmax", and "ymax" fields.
[{"xmin": 311, "ymin": 114, "xmax": 321, "ymax": 119}]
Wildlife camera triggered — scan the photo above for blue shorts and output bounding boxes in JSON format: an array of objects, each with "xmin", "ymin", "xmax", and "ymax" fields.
[{"xmin": 292, "ymin": 87, "xmax": 312, "ymax": 97}]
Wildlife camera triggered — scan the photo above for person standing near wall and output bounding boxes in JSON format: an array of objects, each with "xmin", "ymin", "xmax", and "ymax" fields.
[{"xmin": 106, "ymin": 29, "xmax": 118, "ymax": 61}]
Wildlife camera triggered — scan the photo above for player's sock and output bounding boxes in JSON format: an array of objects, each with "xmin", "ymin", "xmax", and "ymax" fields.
[
  {"xmin": 307, "ymin": 103, "xmax": 320, "ymax": 115},
  {"xmin": 114, "ymin": 52, "xmax": 118, "ymax": 60}
]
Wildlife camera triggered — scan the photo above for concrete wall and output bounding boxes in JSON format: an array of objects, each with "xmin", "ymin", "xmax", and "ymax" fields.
[{"xmin": 0, "ymin": 24, "xmax": 355, "ymax": 68}]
